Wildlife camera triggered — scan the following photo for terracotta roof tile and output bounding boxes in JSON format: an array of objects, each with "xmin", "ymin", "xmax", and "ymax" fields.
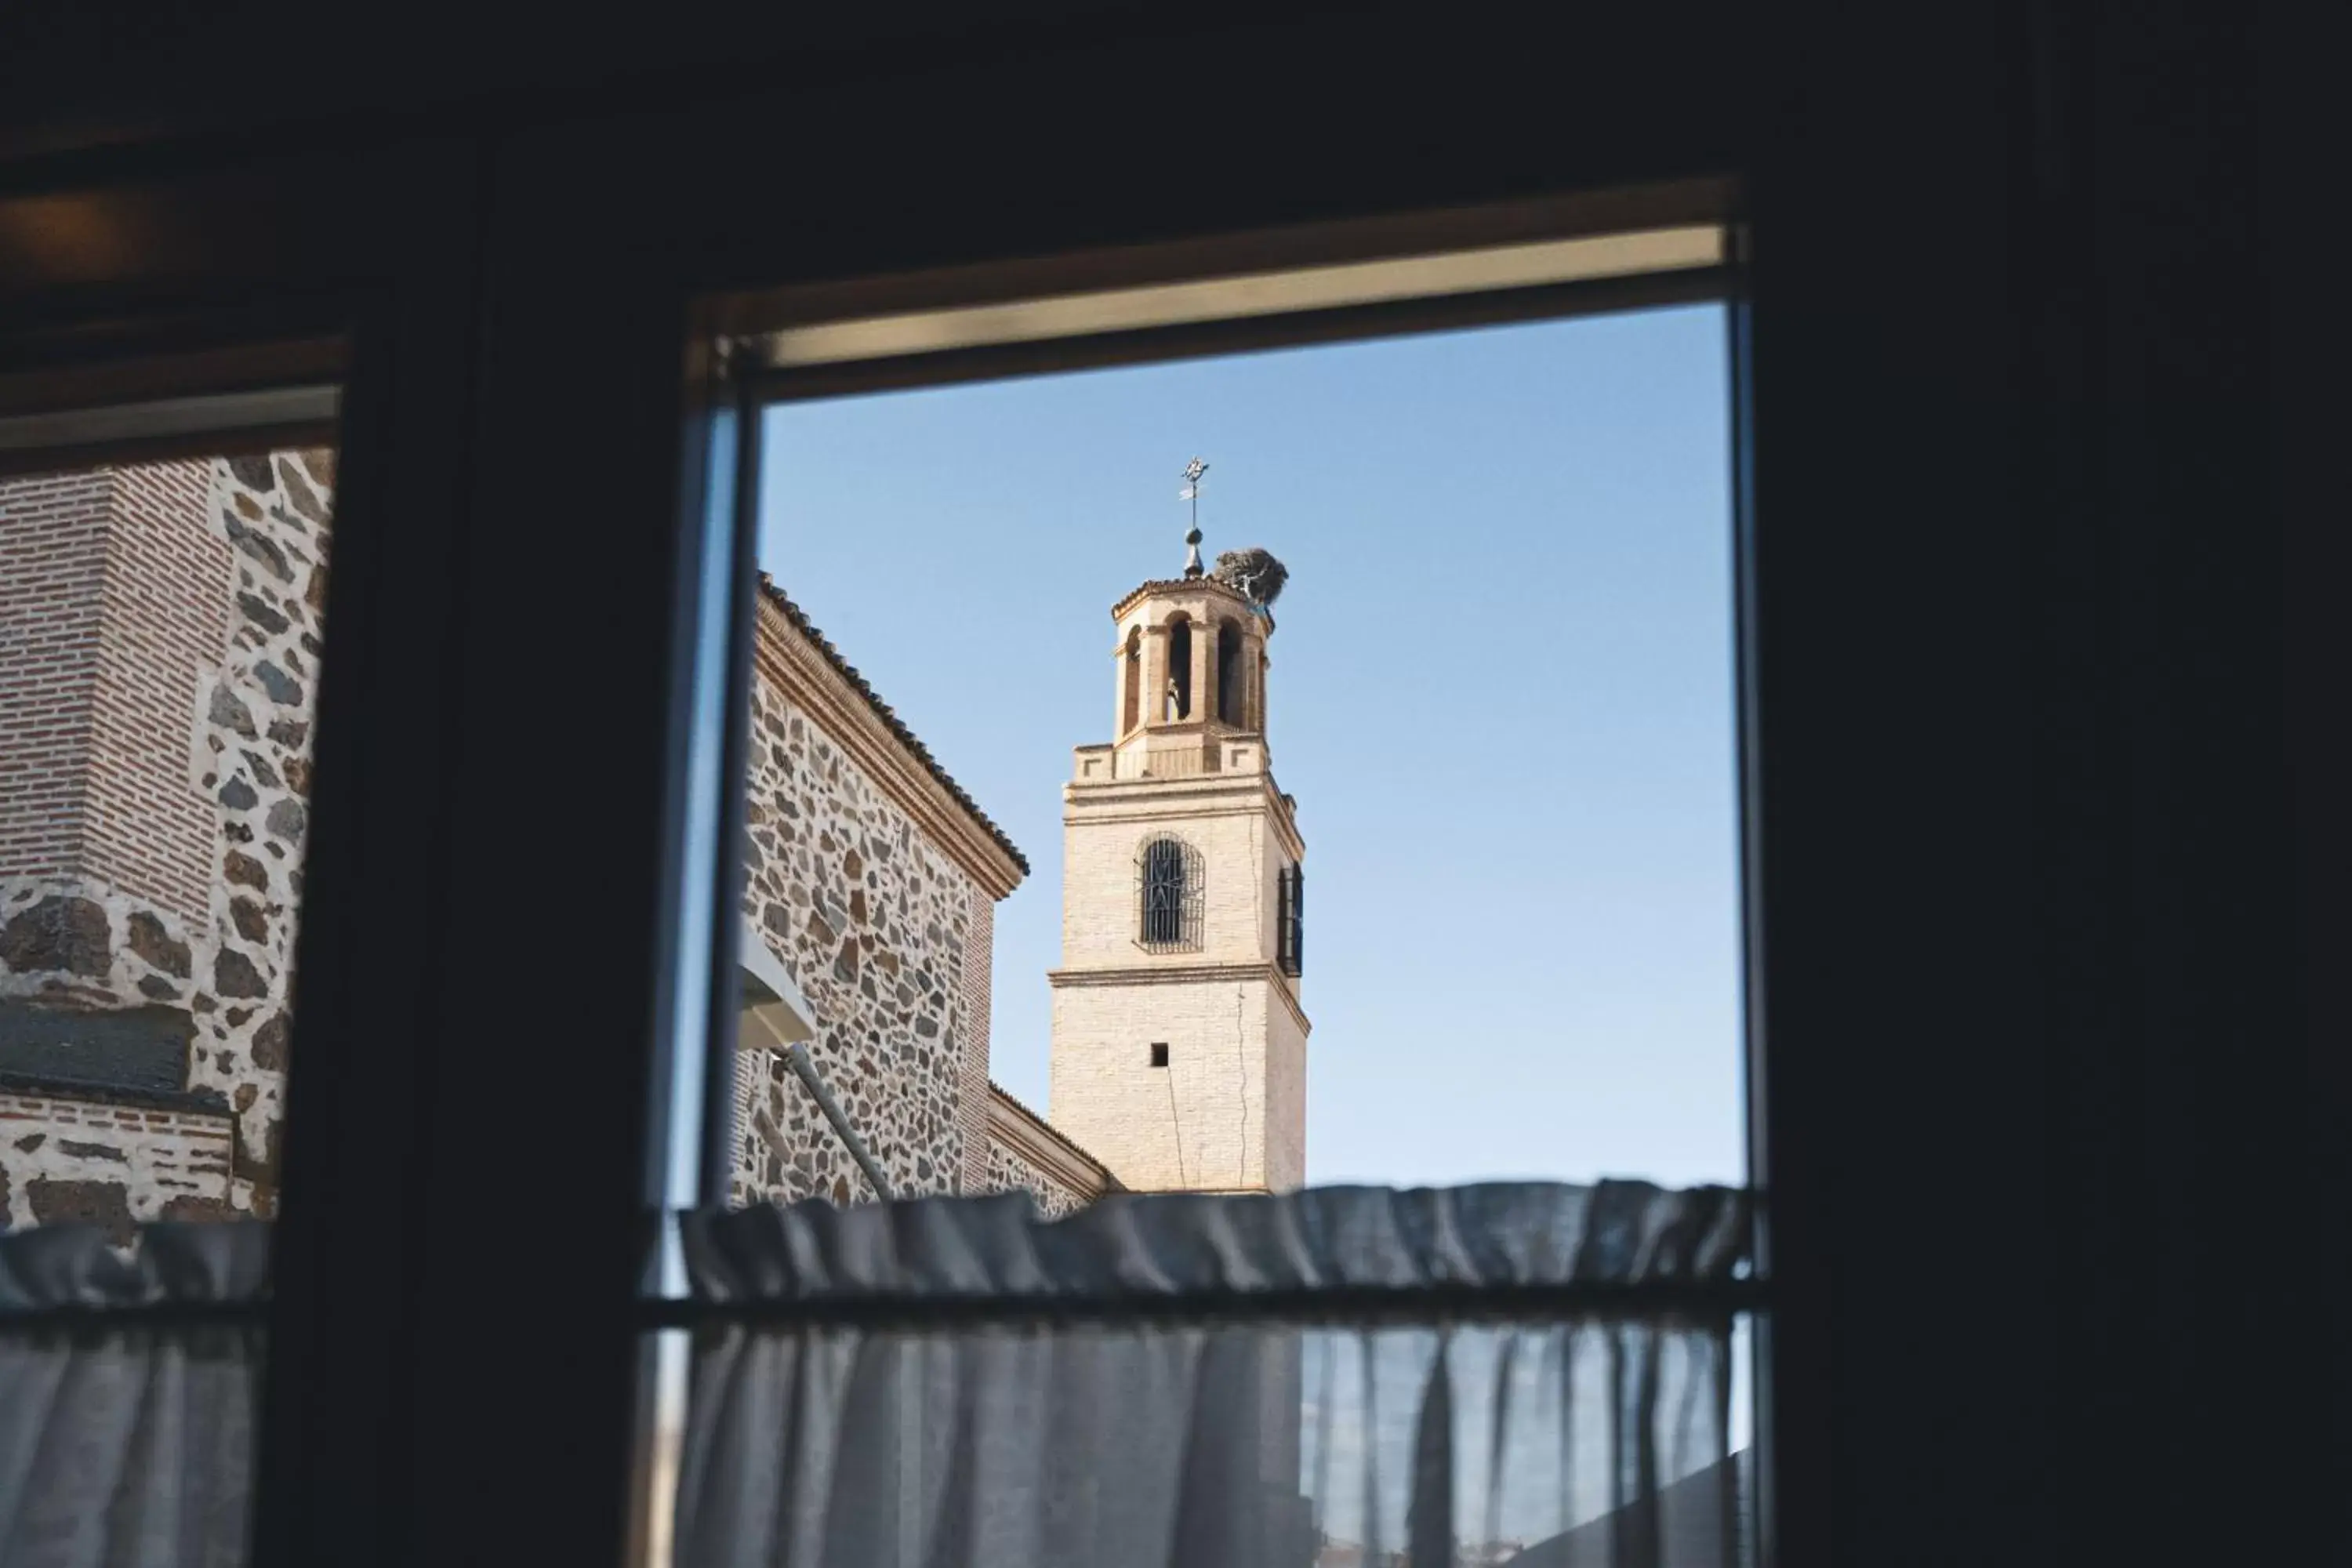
[
  {"xmin": 756, "ymin": 575, "xmax": 1029, "ymax": 877},
  {"xmin": 1109, "ymin": 573, "xmax": 1253, "ymax": 620}
]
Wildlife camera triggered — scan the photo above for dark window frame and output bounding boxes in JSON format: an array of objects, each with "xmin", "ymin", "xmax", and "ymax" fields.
[
  {"xmin": 0, "ymin": 11, "xmax": 2330, "ymax": 1568},
  {"xmin": 1276, "ymin": 862, "xmax": 1304, "ymax": 978}
]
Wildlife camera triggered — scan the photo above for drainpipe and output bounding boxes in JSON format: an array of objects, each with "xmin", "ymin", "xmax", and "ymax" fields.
[
  {"xmin": 785, "ymin": 1042, "xmax": 895, "ymax": 1203},
  {"xmin": 739, "ymin": 920, "xmax": 892, "ymax": 1202}
]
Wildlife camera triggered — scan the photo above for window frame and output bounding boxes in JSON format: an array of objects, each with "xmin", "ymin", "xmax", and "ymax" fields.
[
  {"xmin": 0, "ymin": 142, "xmax": 1790, "ymax": 1568},
  {"xmin": 0, "ymin": 9, "xmax": 2330, "ymax": 1568},
  {"xmin": 1276, "ymin": 862, "xmax": 1304, "ymax": 978}
]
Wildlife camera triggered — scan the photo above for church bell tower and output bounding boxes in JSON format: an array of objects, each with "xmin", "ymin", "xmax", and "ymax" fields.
[{"xmin": 1048, "ymin": 466, "xmax": 1308, "ymax": 1192}]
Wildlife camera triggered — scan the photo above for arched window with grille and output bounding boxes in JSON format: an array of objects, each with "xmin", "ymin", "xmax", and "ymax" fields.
[{"xmin": 1136, "ymin": 835, "xmax": 1204, "ymax": 952}]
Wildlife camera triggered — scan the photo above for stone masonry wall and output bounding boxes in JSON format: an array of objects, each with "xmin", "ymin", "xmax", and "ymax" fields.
[
  {"xmin": 2, "ymin": 450, "xmax": 1124, "ymax": 1228},
  {"xmin": 982, "ymin": 1133, "xmax": 1088, "ymax": 1220},
  {"xmin": 0, "ymin": 452, "xmax": 331, "ymax": 1225},
  {"xmin": 734, "ymin": 677, "xmax": 980, "ymax": 1206}
]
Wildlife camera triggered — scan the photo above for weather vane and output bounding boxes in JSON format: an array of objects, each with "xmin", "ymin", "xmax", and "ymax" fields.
[{"xmin": 1179, "ymin": 456, "xmax": 1208, "ymax": 577}]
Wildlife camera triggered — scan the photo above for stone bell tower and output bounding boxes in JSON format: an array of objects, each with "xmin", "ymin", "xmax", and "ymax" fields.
[{"xmin": 1048, "ymin": 474, "xmax": 1308, "ymax": 1193}]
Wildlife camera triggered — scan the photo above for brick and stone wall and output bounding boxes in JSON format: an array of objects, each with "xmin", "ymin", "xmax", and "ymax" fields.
[
  {"xmin": 983, "ymin": 1135, "xmax": 1088, "ymax": 1219},
  {"xmin": 0, "ymin": 452, "xmax": 330, "ymax": 1226},
  {"xmin": 3, "ymin": 456, "xmax": 1130, "ymax": 1231},
  {"xmin": 730, "ymin": 595, "xmax": 1120, "ymax": 1217},
  {"xmin": 0, "ymin": 1089, "xmax": 232, "ymax": 1241},
  {"xmin": 731, "ymin": 586, "xmax": 1068, "ymax": 1213},
  {"xmin": 982, "ymin": 1083, "xmax": 1112, "ymax": 1219},
  {"xmin": 734, "ymin": 677, "xmax": 986, "ymax": 1205}
]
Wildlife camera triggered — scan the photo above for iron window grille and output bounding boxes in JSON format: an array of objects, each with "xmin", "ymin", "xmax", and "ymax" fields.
[
  {"xmin": 1137, "ymin": 836, "xmax": 1204, "ymax": 952},
  {"xmin": 1277, "ymin": 863, "xmax": 1305, "ymax": 977}
]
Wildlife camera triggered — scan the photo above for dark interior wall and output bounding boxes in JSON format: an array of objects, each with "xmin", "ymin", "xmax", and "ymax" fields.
[
  {"xmin": 0, "ymin": 3, "xmax": 2339, "ymax": 1567},
  {"xmin": 0, "ymin": 0, "xmax": 1203, "ymax": 158},
  {"xmin": 0, "ymin": 0, "xmax": 1739, "ymax": 172},
  {"xmin": 1746, "ymin": 5, "xmax": 2334, "ymax": 1565}
]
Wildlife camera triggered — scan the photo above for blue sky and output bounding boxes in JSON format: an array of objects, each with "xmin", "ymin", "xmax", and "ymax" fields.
[{"xmin": 756, "ymin": 303, "xmax": 1743, "ymax": 1189}]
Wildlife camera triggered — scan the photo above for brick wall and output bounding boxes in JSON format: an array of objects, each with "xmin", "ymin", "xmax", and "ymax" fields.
[
  {"xmin": 1050, "ymin": 768, "xmax": 1308, "ymax": 1193},
  {"xmin": 89, "ymin": 463, "xmax": 227, "ymax": 928},
  {"xmin": 1057, "ymin": 789, "xmax": 1290, "ymax": 973},
  {"xmin": 0, "ymin": 470, "xmax": 113, "ymax": 891},
  {"xmin": 0, "ymin": 464, "xmax": 230, "ymax": 930},
  {"xmin": 958, "ymin": 889, "xmax": 993, "ymax": 1192},
  {"xmin": 1048, "ymin": 975, "xmax": 1301, "ymax": 1192}
]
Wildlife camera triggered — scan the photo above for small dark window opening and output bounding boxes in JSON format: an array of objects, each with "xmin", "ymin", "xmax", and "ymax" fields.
[
  {"xmin": 1138, "ymin": 836, "xmax": 1204, "ymax": 951},
  {"xmin": 1216, "ymin": 621, "xmax": 1244, "ymax": 725},
  {"xmin": 1121, "ymin": 626, "xmax": 1142, "ymax": 732},
  {"xmin": 1149, "ymin": 1042, "xmax": 1169, "ymax": 1068},
  {"xmin": 1167, "ymin": 618, "xmax": 1192, "ymax": 720},
  {"xmin": 1277, "ymin": 863, "xmax": 1305, "ymax": 977}
]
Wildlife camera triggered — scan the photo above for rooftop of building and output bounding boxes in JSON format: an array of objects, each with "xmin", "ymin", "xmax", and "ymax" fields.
[
  {"xmin": 756, "ymin": 574, "xmax": 1028, "ymax": 877},
  {"xmin": 987, "ymin": 1080, "xmax": 1120, "ymax": 1196},
  {"xmin": 1109, "ymin": 572, "xmax": 1255, "ymax": 622}
]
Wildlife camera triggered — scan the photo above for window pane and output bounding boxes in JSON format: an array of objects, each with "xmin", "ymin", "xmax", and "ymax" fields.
[
  {"xmin": 2, "ymin": 446, "xmax": 336, "ymax": 1232},
  {"xmin": 660, "ymin": 238, "xmax": 1753, "ymax": 1568},
  {"xmin": 731, "ymin": 303, "xmax": 1741, "ymax": 1210}
]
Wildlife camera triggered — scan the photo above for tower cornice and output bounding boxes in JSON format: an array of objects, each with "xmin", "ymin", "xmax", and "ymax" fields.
[
  {"xmin": 1063, "ymin": 770, "xmax": 1304, "ymax": 861},
  {"xmin": 1048, "ymin": 959, "xmax": 1311, "ymax": 1036},
  {"xmin": 1109, "ymin": 573, "xmax": 1255, "ymax": 622}
]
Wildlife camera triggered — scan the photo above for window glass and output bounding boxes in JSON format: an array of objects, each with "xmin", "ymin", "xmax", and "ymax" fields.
[
  {"xmin": 659, "ymin": 242, "xmax": 1751, "ymax": 1568},
  {"xmin": 737, "ymin": 305, "xmax": 1740, "ymax": 1213}
]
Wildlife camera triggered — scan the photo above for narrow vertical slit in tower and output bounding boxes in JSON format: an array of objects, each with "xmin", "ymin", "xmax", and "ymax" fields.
[
  {"xmin": 1167, "ymin": 617, "xmax": 1193, "ymax": 720},
  {"xmin": 1217, "ymin": 620, "xmax": 1243, "ymax": 724},
  {"xmin": 1122, "ymin": 627, "xmax": 1142, "ymax": 733}
]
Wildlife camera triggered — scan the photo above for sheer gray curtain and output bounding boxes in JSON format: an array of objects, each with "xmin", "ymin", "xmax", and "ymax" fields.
[
  {"xmin": 674, "ymin": 1181, "xmax": 1750, "ymax": 1568},
  {"xmin": 0, "ymin": 1221, "xmax": 268, "ymax": 1568}
]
